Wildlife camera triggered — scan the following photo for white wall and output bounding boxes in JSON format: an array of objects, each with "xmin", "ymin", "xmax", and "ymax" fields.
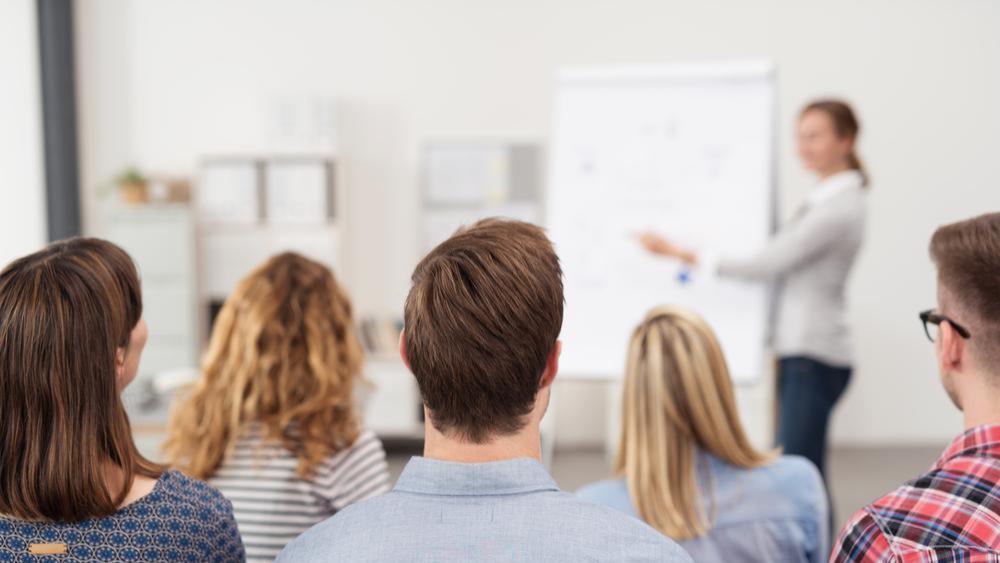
[
  {"xmin": 75, "ymin": 0, "xmax": 1000, "ymax": 447},
  {"xmin": 0, "ymin": 0, "xmax": 47, "ymax": 265}
]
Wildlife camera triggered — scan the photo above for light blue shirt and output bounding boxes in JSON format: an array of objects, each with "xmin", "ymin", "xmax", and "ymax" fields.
[
  {"xmin": 577, "ymin": 453, "xmax": 828, "ymax": 563},
  {"xmin": 276, "ymin": 456, "xmax": 692, "ymax": 562}
]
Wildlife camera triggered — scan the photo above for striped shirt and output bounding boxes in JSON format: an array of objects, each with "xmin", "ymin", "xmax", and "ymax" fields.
[
  {"xmin": 209, "ymin": 425, "xmax": 391, "ymax": 562},
  {"xmin": 831, "ymin": 424, "xmax": 1000, "ymax": 562}
]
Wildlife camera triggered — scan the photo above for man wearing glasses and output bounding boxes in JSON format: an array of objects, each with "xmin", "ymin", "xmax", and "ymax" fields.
[{"xmin": 831, "ymin": 212, "xmax": 1000, "ymax": 561}]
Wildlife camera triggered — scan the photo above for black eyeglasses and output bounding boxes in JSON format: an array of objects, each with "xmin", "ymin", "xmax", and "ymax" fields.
[{"xmin": 919, "ymin": 309, "xmax": 972, "ymax": 342}]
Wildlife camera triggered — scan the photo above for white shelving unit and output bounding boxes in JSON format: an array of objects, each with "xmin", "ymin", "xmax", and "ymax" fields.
[{"xmin": 196, "ymin": 156, "xmax": 347, "ymax": 317}]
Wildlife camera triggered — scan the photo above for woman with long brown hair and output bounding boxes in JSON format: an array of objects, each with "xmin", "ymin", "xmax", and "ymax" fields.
[
  {"xmin": 164, "ymin": 252, "xmax": 389, "ymax": 563},
  {"xmin": 639, "ymin": 100, "xmax": 867, "ymax": 488},
  {"xmin": 578, "ymin": 306, "xmax": 828, "ymax": 562},
  {"xmin": 0, "ymin": 238, "xmax": 244, "ymax": 561}
]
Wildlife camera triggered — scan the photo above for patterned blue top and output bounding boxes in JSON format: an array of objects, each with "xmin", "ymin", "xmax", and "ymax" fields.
[{"xmin": 0, "ymin": 470, "xmax": 245, "ymax": 562}]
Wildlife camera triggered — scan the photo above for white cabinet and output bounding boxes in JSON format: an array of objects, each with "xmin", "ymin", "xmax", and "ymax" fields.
[{"xmin": 103, "ymin": 204, "xmax": 198, "ymax": 380}]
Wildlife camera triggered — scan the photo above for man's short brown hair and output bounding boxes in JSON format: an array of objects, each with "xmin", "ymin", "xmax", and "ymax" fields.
[
  {"xmin": 403, "ymin": 218, "xmax": 564, "ymax": 443},
  {"xmin": 930, "ymin": 212, "xmax": 1000, "ymax": 368}
]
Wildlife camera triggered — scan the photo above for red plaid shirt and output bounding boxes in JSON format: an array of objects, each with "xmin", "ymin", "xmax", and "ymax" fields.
[{"xmin": 831, "ymin": 425, "xmax": 1000, "ymax": 562}]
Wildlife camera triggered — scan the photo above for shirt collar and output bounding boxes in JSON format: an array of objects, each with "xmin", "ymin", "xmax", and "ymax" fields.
[
  {"xmin": 933, "ymin": 424, "xmax": 1000, "ymax": 470},
  {"xmin": 805, "ymin": 169, "xmax": 864, "ymax": 208},
  {"xmin": 393, "ymin": 456, "xmax": 561, "ymax": 496}
]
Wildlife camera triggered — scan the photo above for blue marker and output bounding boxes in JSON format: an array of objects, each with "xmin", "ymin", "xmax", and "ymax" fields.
[{"xmin": 677, "ymin": 266, "xmax": 692, "ymax": 285}]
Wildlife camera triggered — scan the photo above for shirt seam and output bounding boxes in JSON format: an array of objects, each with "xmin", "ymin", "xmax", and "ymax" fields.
[{"xmin": 390, "ymin": 487, "xmax": 561, "ymax": 497}]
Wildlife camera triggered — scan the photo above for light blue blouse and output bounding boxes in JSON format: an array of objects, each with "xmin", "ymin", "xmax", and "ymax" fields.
[{"xmin": 577, "ymin": 453, "xmax": 828, "ymax": 563}]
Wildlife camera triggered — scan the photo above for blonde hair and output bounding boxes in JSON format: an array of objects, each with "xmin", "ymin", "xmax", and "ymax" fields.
[
  {"xmin": 614, "ymin": 305, "xmax": 778, "ymax": 540},
  {"xmin": 164, "ymin": 252, "xmax": 364, "ymax": 479}
]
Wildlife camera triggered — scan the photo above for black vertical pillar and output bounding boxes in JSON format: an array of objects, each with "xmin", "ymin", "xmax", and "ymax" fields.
[{"xmin": 37, "ymin": 0, "xmax": 81, "ymax": 240}]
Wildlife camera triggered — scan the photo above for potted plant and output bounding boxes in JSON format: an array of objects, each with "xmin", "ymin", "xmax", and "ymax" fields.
[{"xmin": 115, "ymin": 166, "xmax": 148, "ymax": 205}]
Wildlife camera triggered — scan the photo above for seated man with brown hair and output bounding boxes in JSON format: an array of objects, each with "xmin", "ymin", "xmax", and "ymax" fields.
[
  {"xmin": 831, "ymin": 212, "xmax": 1000, "ymax": 561},
  {"xmin": 277, "ymin": 218, "xmax": 691, "ymax": 562}
]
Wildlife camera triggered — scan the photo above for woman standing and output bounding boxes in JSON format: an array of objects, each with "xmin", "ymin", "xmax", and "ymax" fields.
[{"xmin": 639, "ymin": 100, "xmax": 868, "ymax": 483}]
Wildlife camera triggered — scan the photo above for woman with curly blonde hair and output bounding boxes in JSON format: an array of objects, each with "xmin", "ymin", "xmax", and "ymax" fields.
[{"xmin": 164, "ymin": 252, "xmax": 389, "ymax": 563}]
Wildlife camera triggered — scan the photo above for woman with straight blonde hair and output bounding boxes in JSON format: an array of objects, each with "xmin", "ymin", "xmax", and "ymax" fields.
[
  {"xmin": 578, "ymin": 306, "xmax": 828, "ymax": 563},
  {"xmin": 164, "ymin": 252, "xmax": 389, "ymax": 563}
]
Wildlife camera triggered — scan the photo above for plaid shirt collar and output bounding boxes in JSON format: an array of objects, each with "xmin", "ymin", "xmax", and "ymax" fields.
[
  {"xmin": 831, "ymin": 423, "xmax": 1000, "ymax": 561},
  {"xmin": 933, "ymin": 424, "xmax": 1000, "ymax": 470}
]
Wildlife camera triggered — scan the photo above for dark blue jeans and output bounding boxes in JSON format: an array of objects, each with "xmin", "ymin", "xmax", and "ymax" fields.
[{"xmin": 776, "ymin": 356, "xmax": 851, "ymax": 479}]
